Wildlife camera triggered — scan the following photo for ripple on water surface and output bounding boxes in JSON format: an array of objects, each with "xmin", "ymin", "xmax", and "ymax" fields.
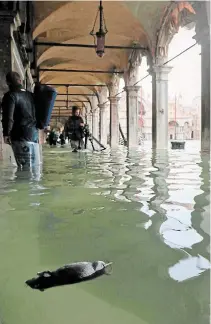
[{"xmin": 0, "ymin": 141, "xmax": 209, "ymax": 324}]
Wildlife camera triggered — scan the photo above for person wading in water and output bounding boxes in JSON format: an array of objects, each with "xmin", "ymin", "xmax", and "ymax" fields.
[
  {"xmin": 1, "ymin": 71, "xmax": 40, "ymax": 170},
  {"xmin": 64, "ymin": 106, "xmax": 85, "ymax": 152}
]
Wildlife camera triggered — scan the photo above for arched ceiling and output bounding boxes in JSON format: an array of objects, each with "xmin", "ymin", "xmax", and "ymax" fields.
[{"xmin": 33, "ymin": 1, "xmax": 171, "ymax": 113}]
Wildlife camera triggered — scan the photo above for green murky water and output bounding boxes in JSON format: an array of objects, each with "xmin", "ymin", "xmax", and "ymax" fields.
[{"xmin": 0, "ymin": 141, "xmax": 210, "ymax": 324}]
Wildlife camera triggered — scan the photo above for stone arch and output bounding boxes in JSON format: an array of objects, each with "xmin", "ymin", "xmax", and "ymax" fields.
[{"xmin": 155, "ymin": 2, "xmax": 196, "ymax": 63}]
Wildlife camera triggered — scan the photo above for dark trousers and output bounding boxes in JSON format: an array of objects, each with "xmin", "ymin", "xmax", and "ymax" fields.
[
  {"xmin": 70, "ymin": 139, "xmax": 84, "ymax": 150},
  {"xmin": 49, "ymin": 138, "xmax": 57, "ymax": 146}
]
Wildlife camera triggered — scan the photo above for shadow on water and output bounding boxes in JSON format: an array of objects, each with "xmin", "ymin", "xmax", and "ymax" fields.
[{"xmin": 0, "ymin": 142, "xmax": 209, "ymax": 324}]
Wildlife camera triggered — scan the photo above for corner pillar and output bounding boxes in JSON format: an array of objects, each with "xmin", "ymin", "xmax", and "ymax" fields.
[
  {"xmin": 109, "ymin": 97, "xmax": 120, "ymax": 147},
  {"xmin": 196, "ymin": 31, "xmax": 210, "ymax": 152},
  {"xmin": 201, "ymin": 37, "xmax": 210, "ymax": 152},
  {"xmin": 125, "ymin": 85, "xmax": 141, "ymax": 148},
  {"xmin": 151, "ymin": 65, "xmax": 172, "ymax": 149},
  {"xmin": 193, "ymin": 2, "xmax": 210, "ymax": 152},
  {"xmin": 98, "ymin": 103, "xmax": 108, "ymax": 146}
]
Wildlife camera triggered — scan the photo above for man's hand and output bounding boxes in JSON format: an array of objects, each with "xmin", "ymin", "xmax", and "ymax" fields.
[
  {"xmin": 80, "ymin": 123, "xmax": 84, "ymax": 127},
  {"xmin": 4, "ymin": 136, "xmax": 11, "ymax": 145}
]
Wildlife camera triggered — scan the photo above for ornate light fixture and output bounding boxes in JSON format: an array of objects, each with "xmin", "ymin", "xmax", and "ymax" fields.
[{"xmin": 90, "ymin": 0, "xmax": 108, "ymax": 58}]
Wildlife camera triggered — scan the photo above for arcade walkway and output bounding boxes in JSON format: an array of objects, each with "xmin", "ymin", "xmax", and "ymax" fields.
[{"xmin": 0, "ymin": 1, "xmax": 210, "ymax": 157}]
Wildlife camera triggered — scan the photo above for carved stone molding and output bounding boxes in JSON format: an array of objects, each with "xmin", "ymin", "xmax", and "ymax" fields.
[
  {"xmin": 153, "ymin": 65, "xmax": 172, "ymax": 82},
  {"xmin": 108, "ymin": 96, "xmax": 121, "ymax": 104},
  {"xmin": 108, "ymin": 73, "xmax": 120, "ymax": 97},
  {"xmin": 98, "ymin": 87, "xmax": 108, "ymax": 105},
  {"xmin": 125, "ymin": 85, "xmax": 140, "ymax": 99},
  {"xmin": 155, "ymin": 2, "xmax": 196, "ymax": 63},
  {"xmin": 128, "ymin": 49, "xmax": 142, "ymax": 72},
  {"xmin": 98, "ymin": 102, "xmax": 108, "ymax": 110},
  {"xmin": 124, "ymin": 49, "xmax": 142, "ymax": 86}
]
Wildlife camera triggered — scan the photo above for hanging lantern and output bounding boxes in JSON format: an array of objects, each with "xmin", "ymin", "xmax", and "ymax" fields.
[
  {"xmin": 96, "ymin": 31, "xmax": 106, "ymax": 57},
  {"xmin": 90, "ymin": 0, "xmax": 108, "ymax": 58}
]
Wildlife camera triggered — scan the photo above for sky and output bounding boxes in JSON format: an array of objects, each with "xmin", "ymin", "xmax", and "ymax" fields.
[
  {"xmin": 168, "ymin": 27, "xmax": 201, "ymax": 106},
  {"xmin": 120, "ymin": 26, "xmax": 201, "ymax": 107}
]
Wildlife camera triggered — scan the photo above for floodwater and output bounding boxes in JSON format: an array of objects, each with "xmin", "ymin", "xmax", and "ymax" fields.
[{"xmin": 0, "ymin": 141, "xmax": 210, "ymax": 324}]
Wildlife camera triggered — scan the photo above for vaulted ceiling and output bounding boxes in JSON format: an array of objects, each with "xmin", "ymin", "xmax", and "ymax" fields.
[{"xmin": 33, "ymin": 1, "xmax": 171, "ymax": 114}]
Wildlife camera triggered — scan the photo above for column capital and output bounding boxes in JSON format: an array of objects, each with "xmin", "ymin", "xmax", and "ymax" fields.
[
  {"xmin": 152, "ymin": 64, "xmax": 172, "ymax": 82},
  {"xmin": 92, "ymin": 107, "xmax": 99, "ymax": 115},
  {"xmin": 124, "ymin": 85, "xmax": 141, "ymax": 93},
  {"xmin": 98, "ymin": 102, "xmax": 108, "ymax": 109},
  {"xmin": 153, "ymin": 65, "xmax": 172, "ymax": 74},
  {"xmin": 108, "ymin": 96, "xmax": 121, "ymax": 104},
  {"xmin": 148, "ymin": 65, "xmax": 172, "ymax": 77}
]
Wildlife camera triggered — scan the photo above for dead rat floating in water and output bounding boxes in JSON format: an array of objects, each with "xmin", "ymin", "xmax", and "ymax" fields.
[{"xmin": 25, "ymin": 261, "xmax": 113, "ymax": 292}]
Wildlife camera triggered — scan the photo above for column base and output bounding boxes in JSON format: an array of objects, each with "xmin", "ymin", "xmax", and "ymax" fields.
[
  {"xmin": 127, "ymin": 143, "xmax": 139, "ymax": 149},
  {"xmin": 201, "ymin": 140, "xmax": 210, "ymax": 153}
]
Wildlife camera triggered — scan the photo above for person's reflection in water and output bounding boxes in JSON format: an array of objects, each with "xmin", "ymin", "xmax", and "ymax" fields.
[{"xmin": 8, "ymin": 161, "xmax": 43, "ymax": 182}]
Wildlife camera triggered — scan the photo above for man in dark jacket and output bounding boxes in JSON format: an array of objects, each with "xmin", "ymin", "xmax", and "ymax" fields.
[
  {"xmin": 64, "ymin": 106, "xmax": 85, "ymax": 151},
  {"xmin": 1, "ymin": 71, "xmax": 40, "ymax": 170}
]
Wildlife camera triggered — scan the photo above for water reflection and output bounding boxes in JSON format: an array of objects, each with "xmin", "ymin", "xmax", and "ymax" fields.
[
  {"xmin": 169, "ymin": 254, "xmax": 211, "ymax": 282},
  {"xmin": 193, "ymin": 155, "xmax": 210, "ymax": 255},
  {"xmin": 0, "ymin": 164, "xmax": 42, "ymax": 184},
  {"xmin": 81, "ymin": 146, "xmax": 210, "ymax": 283},
  {"xmin": 0, "ymin": 142, "xmax": 209, "ymax": 324}
]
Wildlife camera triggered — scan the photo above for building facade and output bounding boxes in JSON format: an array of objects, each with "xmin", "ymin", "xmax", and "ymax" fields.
[{"xmin": 117, "ymin": 87, "xmax": 201, "ymax": 143}]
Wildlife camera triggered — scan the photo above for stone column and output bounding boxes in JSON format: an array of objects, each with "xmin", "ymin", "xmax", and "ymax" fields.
[
  {"xmin": 192, "ymin": 2, "xmax": 210, "ymax": 152},
  {"xmin": 151, "ymin": 65, "xmax": 172, "ymax": 150},
  {"xmin": 91, "ymin": 96, "xmax": 99, "ymax": 139},
  {"xmin": 99, "ymin": 103, "xmax": 108, "ymax": 146},
  {"xmin": 80, "ymin": 107, "xmax": 85, "ymax": 122},
  {"xmin": 125, "ymin": 85, "xmax": 141, "ymax": 148},
  {"xmin": 92, "ymin": 108, "xmax": 99, "ymax": 139},
  {"xmin": 84, "ymin": 102, "xmax": 92, "ymax": 130},
  {"xmin": 194, "ymin": 28, "xmax": 210, "ymax": 152},
  {"xmin": 87, "ymin": 111, "xmax": 92, "ymax": 131},
  {"xmin": 201, "ymin": 36, "xmax": 210, "ymax": 152},
  {"xmin": 109, "ymin": 97, "xmax": 120, "ymax": 147}
]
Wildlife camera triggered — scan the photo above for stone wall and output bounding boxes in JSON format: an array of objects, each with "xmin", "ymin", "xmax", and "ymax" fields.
[
  {"xmin": 0, "ymin": 11, "xmax": 15, "ymax": 161},
  {"xmin": 0, "ymin": 6, "xmax": 35, "ymax": 163}
]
